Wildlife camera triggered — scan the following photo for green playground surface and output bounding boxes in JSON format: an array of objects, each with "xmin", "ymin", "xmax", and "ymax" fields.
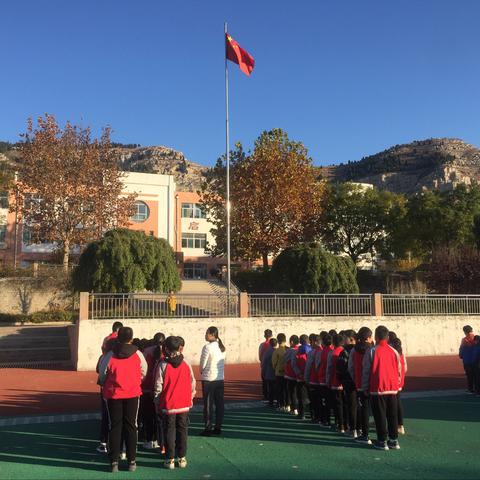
[{"xmin": 0, "ymin": 395, "xmax": 479, "ymax": 480}]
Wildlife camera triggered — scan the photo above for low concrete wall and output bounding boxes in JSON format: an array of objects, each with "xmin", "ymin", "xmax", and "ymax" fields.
[{"xmin": 74, "ymin": 315, "xmax": 470, "ymax": 371}]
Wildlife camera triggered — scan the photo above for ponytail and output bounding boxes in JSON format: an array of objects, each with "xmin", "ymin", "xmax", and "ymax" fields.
[{"xmin": 207, "ymin": 326, "xmax": 226, "ymax": 353}]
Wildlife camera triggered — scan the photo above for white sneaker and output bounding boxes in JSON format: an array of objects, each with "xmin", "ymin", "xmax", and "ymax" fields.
[
  {"xmin": 178, "ymin": 457, "xmax": 187, "ymax": 469},
  {"xmin": 143, "ymin": 441, "xmax": 155, "ymax": 449},
  {"xmin": 153, "ymin": 440, "xmax": 159, "ymax": 448},
  {"xmin": 96, "ymin": 442, "xmax": 107, "ymax": 454},
  {"xmin": 292, "ymin": 409, "xmax": 299, "ymax": 416},
  {"xmin": 398, "ymin": 425, "xmax": 406, "ymax": 435},
  {"xmin": 164, "ymin": 459, "xmax": 175, "ymax": 470},
  {"xmin": 285, "ymin": 406, "xmax": 291, "ymax": 413},
  {"xmin": 120, "ymin": 449, "xmax": 127, "ymax": 460}
]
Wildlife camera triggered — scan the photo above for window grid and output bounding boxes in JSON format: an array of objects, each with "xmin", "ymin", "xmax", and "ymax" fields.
[
  {"xmin": 181, "ymin": 233, "xmax": 207, "ymax": 249},
  {"xmin": 132, "ymin": 201, "xmax": 150, "ymax": 222},
  {"xmin": 181, "ymin": 203, "xmax": 205, "ymax": 219}
]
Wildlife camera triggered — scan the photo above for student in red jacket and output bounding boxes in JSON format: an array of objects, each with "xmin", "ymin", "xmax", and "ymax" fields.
[
  {"xmin": 317, "ymin": 333, "xmax": 333, "ymax": 427},
  {"xmin": 259, "ymin": 329, "xmax": 273, "ymax": 401},
  {"xmin": 98, "ymin": 326, "xmax": 147, "ymax": 472},
  {"xmin": 154, "ymin": 336, "xmax": 196, "ymax": 470},
  {"xmin": 348, "ymin": 326, "xmax": 373, "ymax": 444},
  {"xmin": 390, "ymin": 336, "xmax": 407, "ymax": 435},
  {"xmin": 326, "ymin": 333, "xmax": 346, "ymax": 432},
  {"xmin": 292, "ymin": 334, "xmax": 312, "ymax": 420},
  {"xmin": 284, "ymin": 335, "xmax": 300, "ymax": 415},
  {"xmin": 361, "ymin": 325, "xmax": 402, "ymax": 451},
  {"xmin": 304, "ymin": 333, "xmax": 325, "ymax": 423}
]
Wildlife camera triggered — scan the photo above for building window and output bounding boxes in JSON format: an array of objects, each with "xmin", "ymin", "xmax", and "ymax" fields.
[
  {"xmin": 22, "ymin": 225, "xmax": 32, "ymax": 244},
  {"xmin": 0, "ymin": 224, "xmax": 6, "ymax": 243},
  {"xmin": 181, "ymin": 233, "xmax": 207, "ymax": 249},
  {"xmin": 131, "ymin": 201, "xmax": 150, "ymax": 223},
  {"xmin": 181, "ymin": 203, "xmax": 205, "ymax": 219}
]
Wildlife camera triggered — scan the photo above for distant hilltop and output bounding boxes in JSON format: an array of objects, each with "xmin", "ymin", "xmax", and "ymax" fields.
[
  {"xmin": 3, "ymin": 138, "xmax": 480, "ymax": 194},
  {"xmin": 318, "ymin": 138, "xmax": 480, "ymax": 194}
]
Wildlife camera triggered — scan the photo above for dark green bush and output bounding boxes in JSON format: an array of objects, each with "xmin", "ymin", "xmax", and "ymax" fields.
[
  {"xmin": 72, "ymin": 228, "xmax": 181, "ymax": 293},
  {"xmin": 232, "ymin": 270, "xmax": 273, "ymax": 293},
  {"xmin": 271, "ymin": 243, "xmax": 359, "ymax": 293},
  {"xmin": 0, "ymin": 309, "xmax": 77, "ymax": 324}
]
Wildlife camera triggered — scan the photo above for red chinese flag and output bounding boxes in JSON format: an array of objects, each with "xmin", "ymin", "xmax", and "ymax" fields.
[{"xmin": 225, "ymin": 33, "xmax": 255, "ymax": 76}]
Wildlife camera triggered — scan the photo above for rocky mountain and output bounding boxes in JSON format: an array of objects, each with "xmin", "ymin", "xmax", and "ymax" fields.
[
  {"xmin": 114, "ymin": 145, "xmax": 208, "ymax": 192},
  {"xmin": 319, "ymin": 138, "xmax": 480, "ymax": 194}
]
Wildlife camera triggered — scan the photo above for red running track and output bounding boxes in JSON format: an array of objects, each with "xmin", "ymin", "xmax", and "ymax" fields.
[{"xmin": 0, "ymin": 356, "xmax": 466, "ymax": 417}]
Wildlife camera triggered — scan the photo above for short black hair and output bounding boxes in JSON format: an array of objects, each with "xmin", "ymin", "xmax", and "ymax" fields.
[
  {"xmin": 357, "ymin": 326, "xmax": 372, "ymax": 342},
  {"xmin": 319, "ymin": 331, "xmax": 328, "ymax": 340},
  {"xmin": 277, "ymin": 333, "xmax": 286, "ymax": 343},
  {"xmin": 388, "ymin": 331, "xmax": 397, "ymax": 344},
  {"xmin": 322, "ymin": 333, "xmax": 332, "ymax": 347},
  {"xmin": 299, "ymin": 334, "xmax": 309, "ymax": 345},
  {"xmin": 264, "ymin": 329, "xmax": 273, "ymax": 338},
  {"xmin": 375, "ymin": 325, "xmax": 389, "ymax": 341},
  {"xmin": 112, "ymin": 321, "xmax": 123, "ymax": 332},
  {"xmin": 309, "ymin": 333, "xmax": 317, "ymax": 344},
  {"xmin": 344, "ymin": 329, "xmax": 356, "ymax": 340},
  {"xmin": 177, "ymin": 336, "xmax": 185, "ymax": 347},
  {"xmin": 269, "ymin": 338, "xmax": 278, "ymax": 348},
  {"xmin": 333, "ymin": 333, "xmax": 345, "ymax": 347},
  {"xmin": 328, "ymin": 329, "xmax": 337, "ymax": 336},
  {"xmin": 289, "ymin": 335, "xmax": 299, "ymax": 346},
  {"xmin": 463, "ymin": 325, "xmax": 473, "ymax": 334},
  {"xmin": 165, "ymin": 335, "xmax": 182, "ymax": 353},
  {"xmin": 118, "ymin": 326, "xmax": 133, "ymax": 344}
]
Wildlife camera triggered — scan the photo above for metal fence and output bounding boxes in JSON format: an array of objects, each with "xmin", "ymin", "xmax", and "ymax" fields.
[
  {"xmin": 89, "ymin": 293, "xmax": 239, "ymax": 319},
  {"xmin": 248, "ymin": 294, "xmax": 372, "ymax": 317},
  {"xmin": 382, "ymin": 294, "xmax": 480, "ymax": 316}
]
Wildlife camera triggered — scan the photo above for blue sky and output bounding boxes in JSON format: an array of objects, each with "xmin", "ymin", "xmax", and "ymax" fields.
[{"xmin": 1, "ymin": 0, "xmax": 480, "ymax": 167}]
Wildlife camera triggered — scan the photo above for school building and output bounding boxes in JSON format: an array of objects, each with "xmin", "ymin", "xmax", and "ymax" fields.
[{"xmin": 0, "ymin": 172, "xmax": 226, "ymax": 279}]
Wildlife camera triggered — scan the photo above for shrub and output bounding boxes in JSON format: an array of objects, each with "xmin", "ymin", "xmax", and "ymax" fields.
[
  {"xmin": 271, "ymin": 243, "xmax": 359, "ymax": 293},
  {"xmin": 232, "ymin": 270, "xmax": 274, "ymax": 293},
  {"xmin": 72, "ymin": 228, "xmax": 181, "ymax": 293},
  {"xmin": 0, "ymin": 309, "xmax": 77, "ymax": 324}
]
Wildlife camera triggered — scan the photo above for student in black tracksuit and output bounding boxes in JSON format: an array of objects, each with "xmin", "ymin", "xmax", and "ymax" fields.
[{"xmin": 336, "ymin": 330, "xmax": 359, "ymax": 437}]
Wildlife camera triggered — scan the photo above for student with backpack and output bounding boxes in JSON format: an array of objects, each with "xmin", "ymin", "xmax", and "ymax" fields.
[
  {"xmin": 154, "ymin": 336, "xmax": 196, "ymax": 470},
  {"xmin": 98, "ymin": 326, "xmax": 147, "ymax": 472}
]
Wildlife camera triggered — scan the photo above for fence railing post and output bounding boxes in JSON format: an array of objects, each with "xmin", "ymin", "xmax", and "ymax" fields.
[
  {"xmin": 372, "ymin": 293, "xmax": 383, "ymax": 317},
  {"xmin": 239, "ymin": 292, "xmax": 249, "ymax": 318},
  {"xmin": 79, "ymin": 292, "xmax": 90, "ymax": 321}
]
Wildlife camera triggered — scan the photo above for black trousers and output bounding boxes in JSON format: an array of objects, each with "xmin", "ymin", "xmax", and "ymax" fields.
[
  {"xmin": 357, "ymin": 391, "xmax": 370, "ymax": 437},
  {"xmin": 266, "ymin": 379, "xmax": 275, "ymax": 405},
  {"xmin": 202, "ymin": 380, "xmax": 224, "ymax": 429},
  {"xmin": 309, "ymin": 385, "xmax": 321, "ymax": 422},
  {"xmin": 163, "ymin": 412, "xmax": 189, "ymax": 460},
  {"xmin": 330, "ymin": 389, "xmax": 346, "ymax": 429},
  {"xmin": 464, "ymin": 364, "xmax": 475, "ymax": 392},
  {"xmin": 296, "ymin": 381, "xmax": 309, "ymax": 416},
  {"xmin": 370, "ymin": 394, "xmax": 398, "ymax": 442},
  {"xmin": 397, "ymin": 392, "xmax": 404, "ymax": 426},
  {"xmin": 475, "ymin": 364, "xmax": 480, "ymax": 395},
  {"xmin": 344, "ymin": 387, "xmax": 359, "ymax": 432},
  {"xmin": 275, "ymin": 376, "xmax": 287, "ymax": 407},
  {"xmin": 261, "ymin": 373, "xmax": 268, "ymax": 400},
  {"xmin": 100, "ymin": 394, "xmax": 109, "ymax": 443},
  {"xmin": 140, "ymin": 393, "xmax": 157, "ymax": 442},
  {"xmin": 318, "ymin": 385, "xmax": 331, "ymax": 424},
  {"xmin": 106, "ymin": 397, "xmax": 140, "ymax": 464},
  {"xmin": 286, "ymin": 379, "xmax": 298, "ymax": 410}
]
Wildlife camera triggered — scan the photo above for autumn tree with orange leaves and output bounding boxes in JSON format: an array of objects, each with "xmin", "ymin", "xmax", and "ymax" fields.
[
  {"xmin": 201, "ymin": 129, "xmax": 326, "ymax": 270},
  {"xmin": 13, "ymin": 114, "xmax": 136, "ymax": 269}
]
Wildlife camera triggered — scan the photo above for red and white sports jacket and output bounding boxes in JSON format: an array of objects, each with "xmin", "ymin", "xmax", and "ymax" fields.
[
  {"xmin": 326, "ymin": 346, "xmax": 344, "ymax": 390},
  {"xmin": 361, "ymin": 340, "xmax": 401, "ymax": 395},
  {"xmin": 316, "ymin": 345, "xmax": 333, "ymax": 386},
  {"xmin": 154, "ymin": 355, "xmax": 196, "ymax": 415}
]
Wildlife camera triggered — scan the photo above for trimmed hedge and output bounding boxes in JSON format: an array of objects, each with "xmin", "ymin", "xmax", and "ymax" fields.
[{"xmin": 0, "ymin": 309, "xmax": 77, "ymax": 324}]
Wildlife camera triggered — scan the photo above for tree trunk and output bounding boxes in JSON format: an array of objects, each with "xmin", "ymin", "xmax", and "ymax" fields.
[
  {"xmin": 262, "ymin": 252, "xmax": 269, "ymax": 271},
  {"xmin": 62, "ymin": 240, "xmax": 70, "ymax": 272}
]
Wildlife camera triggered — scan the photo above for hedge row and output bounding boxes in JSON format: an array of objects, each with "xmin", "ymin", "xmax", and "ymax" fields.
[{"xmin": 0, "ymin": 309, "xmax": 78, "ymax": 324}]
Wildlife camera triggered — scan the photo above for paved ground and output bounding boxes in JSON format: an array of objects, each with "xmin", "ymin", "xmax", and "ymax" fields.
[
  {"xmin": 0, "ymin": 394, "xmax": 479, "ymax": 480},
  {"xmin": 0, "ymin": 356, "xmax": 466, "ymax": 417},
  {"xmin": 179, "ymin": 279, "xmax": 227, "ymax": 294}
]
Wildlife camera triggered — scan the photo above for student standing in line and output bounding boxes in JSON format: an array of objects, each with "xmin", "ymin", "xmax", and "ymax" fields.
[
  {"xmin": 304, "ymin": 334, "xmax": 323, "ymax": 423},
  {"xmin": 154, "ymin": 336, "xmax": 196, "ymax": 470},
  {"xmin": 272, "ymin": 333, "xmax": 288, "ymax": 411},
  {"xmin": 284, "ymin": 335, "xmax": 300, "ymax": 416},
  {"xmin": 259, "ymin": 329, "xmax": 273, "ymax": 401},
  {"xmin": 326, "ymin": 333, "xmax": 346, "ymax": 433},
  {"xmin": 261, "ymin": 338, "xmax": 278, "ymax": 407},
  {"xmin": 459, "ymin": 325, "xmax": 476, "ymax": 393},
  {"xmin": 361, "ymin": 325, "xmax": 402, "ymax": 451},
  {"xmin": 348, "ymin": 326, "xmax": 373, "ymax": 445},
  {"xmin": 292, "ymin": 334, "xmax": 312, "ymax": 420},
  {"xmin": 199, "ymin": 326, "xmax": 226, "ymax": 436},
  {"xmin": 98, "ymin": 326, "xmax": 147, "ymax": 473},
  {"xmin": 390, "ymin": 336, "xmax": 407, "ymax": 435},
  {"xmin": 101, "ymin": 321, "xmax": 123, "ymax": 355},
  {"xmin": 317, "ymin": 333, "xmax": 334, "ymax": 427}
]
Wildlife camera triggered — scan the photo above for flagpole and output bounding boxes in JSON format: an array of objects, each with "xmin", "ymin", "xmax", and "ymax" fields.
[{"xmin": 224, "ymin": 21, "xmax": 231, "ymax": 298}]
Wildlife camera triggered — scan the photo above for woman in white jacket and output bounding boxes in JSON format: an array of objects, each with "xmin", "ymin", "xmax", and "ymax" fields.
[{"xmin": 199, "ymin": 326, "xmax": 226, "ymax": 436}]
